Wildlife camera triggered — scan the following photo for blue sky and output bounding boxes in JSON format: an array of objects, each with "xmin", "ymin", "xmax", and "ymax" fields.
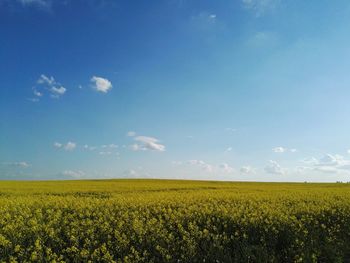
[{"xmin": 1, "ymin": 0, "xmax": 350, "ymax": 181}]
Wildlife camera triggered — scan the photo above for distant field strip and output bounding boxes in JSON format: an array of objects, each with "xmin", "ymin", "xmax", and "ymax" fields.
[{"xmin": 0, "ymin": 180, "xmax": 350, "ymax": 262}]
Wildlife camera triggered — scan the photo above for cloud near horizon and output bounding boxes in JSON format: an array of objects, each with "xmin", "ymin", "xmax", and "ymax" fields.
[
  {"xmin": 264, "ymin": 160, "xmax": 285, "ymax": 175},
  {"xmin": 186, "ymin": 160, "xmax": 234, "ymax": 174},
  {"xmin": 307, "ymin": 154, "xmax": 350, "ymax": 174}
]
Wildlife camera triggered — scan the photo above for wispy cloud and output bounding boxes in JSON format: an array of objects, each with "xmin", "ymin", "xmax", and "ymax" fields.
[
  {"xmin": 310, "ymin": 154, "xmax": 350, "ymax": 173},
  {"xmin": 37, "ymin": 74, "xmax": 55, "ymax": 85},
  {"xmin": 272, "ymin": 147, "xmax": 297, "ymax": 153},
  {"xmin": 225, "ymin": 147, "xmax": 233, "ymax": 152},
  {"xmin": 62, "ymin": 170, "xmax": 85, "ymax": 179},
  {"xmin": 191, "ymin": 12, "xmax": 217, "ymax": 30},
  {"xmin": 123, "ymin": 169, "xmax": 139, "ymax": 178},
  {"xmin": 101, "ymin": 144, "xmax": 117, "ymax": 148},
  {"xmin": 127, "ymin": 131, "xmax": 136, "ymax": 137},
  {"xmin": 301, "ymin": 157, "xmax": 319, "ymax": 165},
  {"xmin": 2, "ymin": 161, "xmax": 31, "ymax": 168},
  {"xmin": 247, "ymin": 31, "xmax": 278, "ymax": 48},
  {"xmin": 121, "ymin": 168, "xmax": 152, "ymax": 179},
  {"xmin": 264, "ymin": 160, "xmax": 285, "ymax": 175},
  {"xmin": 32, "ymin": 88, "xmax": 43, "ymax": 97},
  {"xmin": 18, "ymin": 0, "xmax": 51, "ymax": 9},
  {"xmin": 91, "ymin": 76, "xmax": 112, "ymax": 93},
  {"xmin": 29, "ymin": 74, "xmax": 66, "ymax": 101},
  {"xmin": 186, "ymin": 160, "xmax": 234, "ymax": 174},
  {"xmin": 54, "ymin": 142, "xmax": 62, "ymax": 148},
  {"xmin": 99, "ymin": 151, "xmax": 112, "ymax": 155},
  {"xmin": 64, "ymin": 142, "xmax": 76, "ymax": 151},
  {"xmin": 225, "ymin": 128, "xmax": 237, "ymax": 133},
  {"xmin": 219, "ymin": 163, "xmax": 234, "ymax": 173},
  {"xmin": 272, "ymin": 147, "xmax": 287, "ymax": 153},
  {"xmin": 188, "ymin": 160, "xmax": 214, "ymax": 172},
  {"xmin": 38, "ymin": 74, "xmax": 66, "ymax": 98},
  {"xmin": 241, "ymin": 0, "xmax": 279, "ymax": 16},
  {"xmin": 54, "ymin": 141, "xmax": 77, "ymax": 151},
  {"xmin": 83, "ymin": 144, "xmax": 96, "ymax": 151},
  {"xmin": 27, "ymin": 98, "xmax": 40, "ymax": 103},
  {"xmin": 240, "ymin": 166, "xmax": 256, "ymax": 174},
  {"xmin": 297, "ymin": 154, "xmax": 350, "ymax": 175}
]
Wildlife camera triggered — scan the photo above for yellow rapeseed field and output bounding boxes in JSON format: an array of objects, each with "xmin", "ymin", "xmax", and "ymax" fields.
[{"xmin": 0, "ymin": 179, "xmax": 350, "ymax": 262}]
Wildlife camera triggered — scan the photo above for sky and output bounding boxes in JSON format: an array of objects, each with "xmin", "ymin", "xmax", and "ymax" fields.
[{"xmin": 1, "ymin": 0, "xmax": 350, "ymax": 182}]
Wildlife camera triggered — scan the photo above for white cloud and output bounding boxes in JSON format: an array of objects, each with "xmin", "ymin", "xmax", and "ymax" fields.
[
  {"xmin": 316, "ymin": 154, "xmax": 350, "ymax": 170},
  {"xmin": 34, "ymin": 74, "xmax": 66, "ymax": 100},
  {"xmin": 37, "ymin": 74, "xmax": 55, "ymax": 85},
  {"xmin": 50, "ymin": 86, "xmax": 66, "ymax": 97},
  {"xmin": 272, "ymin": 147, "xmax": 287, "ymax": 153},
  {"xmin": 91, "ymin": 76, "xmax": 112, "ymax": 93},
  {"xmin": 314, "ymin": 154, "xmax": 349, "ymax": 167},
  {"xmin": 264, "ymin": 160, "xmax": 285, "ymax": 175},
  {"xmin": 131, "ymin": 136, "xmax": 165, "ymax": 152},
  {"xmin": 127, "ymin": 131, "xmax": 136, "ymax": 137},
  {"xmin": 240, "ymin": 166, "xmax": 255, "ymax": 174},
  {"xmin": 2, "ymin": 161, "xmax": 30, "ymax": 168},
  {"xmin": 290, "ymin": 149, "xmax": 297, "ymax": 153},
  {"xmin": 300, "ymin": 154, "xmax": 350, "ymax": 175},
  {"xmin": 54, "ymin": 141, "xmax": 76, "ymax": 151}
]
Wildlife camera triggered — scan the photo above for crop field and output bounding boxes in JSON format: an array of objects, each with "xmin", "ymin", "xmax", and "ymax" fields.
[{"xmin": 0, "ymin": 180, "xmax": 350, "ymax": 262}]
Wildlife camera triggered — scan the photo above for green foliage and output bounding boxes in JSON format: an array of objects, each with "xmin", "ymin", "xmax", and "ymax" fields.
[{"xmin": 0, "ymin": 179, "xmax": 350, "ymax": 262}]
